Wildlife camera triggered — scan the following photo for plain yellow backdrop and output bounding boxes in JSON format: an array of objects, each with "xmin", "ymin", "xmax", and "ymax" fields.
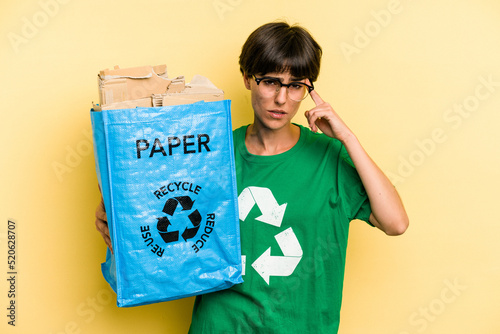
[{"xmin": 1, "ymin": 0, "xmax": 499, "ymax": 333}]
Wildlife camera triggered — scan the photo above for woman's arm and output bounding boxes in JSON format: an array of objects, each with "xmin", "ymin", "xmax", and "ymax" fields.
[
  {"xmin": 305, "ymin": 89, "xmax": 409, "ymax": 235},
  {"xmin": 339, "ymin": 133, "xmax": 408, "ymax": 235}
]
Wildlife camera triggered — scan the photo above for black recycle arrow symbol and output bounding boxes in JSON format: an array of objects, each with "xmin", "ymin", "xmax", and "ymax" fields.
[
  {"xmin": 162, "ymin": 196, "xmax": 195, "ymax": 216},
  {"xmin": 157, "ymin": 196, "xmax": 201, "ymax": 244},
  {"xmin": 181, "ymin": 210, "xmax": 202, "ymax": 241},
  {"xmin": 157, "ymin": 216, "xmax": 179, "ymax": 243}
]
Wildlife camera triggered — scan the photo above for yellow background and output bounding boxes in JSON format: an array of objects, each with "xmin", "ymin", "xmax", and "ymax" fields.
[{"xmin": 1, "ymin": 0, "xmax": 499, "ymax": 333}]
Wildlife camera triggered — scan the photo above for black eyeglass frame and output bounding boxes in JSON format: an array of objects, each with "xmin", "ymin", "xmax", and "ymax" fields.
[{"xmin": 252, "ymin": 75, "xmax": 315, "ymax": 95}]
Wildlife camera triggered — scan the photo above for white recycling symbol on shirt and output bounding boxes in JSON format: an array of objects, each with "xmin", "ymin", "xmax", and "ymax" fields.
[{"xmin": 238, "ymin": 186, "xmax": 303, "ymax": 284}]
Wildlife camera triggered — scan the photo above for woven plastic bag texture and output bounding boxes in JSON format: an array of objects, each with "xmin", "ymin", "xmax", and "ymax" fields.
[{"xmin": 90, "ymin": 100, "xmax": 243, "ymax": 307}]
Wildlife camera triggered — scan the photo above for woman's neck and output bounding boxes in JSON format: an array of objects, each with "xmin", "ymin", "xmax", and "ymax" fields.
[{"xmin": 245, "ymin": 122, "xmax": 300, "ymax": 156}]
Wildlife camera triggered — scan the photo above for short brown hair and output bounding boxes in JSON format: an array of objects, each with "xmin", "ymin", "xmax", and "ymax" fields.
[{"xmin": 239, "ymin": 22, "xmax": 322, "ymax": 82}]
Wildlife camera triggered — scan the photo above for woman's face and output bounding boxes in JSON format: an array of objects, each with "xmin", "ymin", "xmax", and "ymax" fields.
[{"xmin": 244, "ymin": 71, "xmax": 305, "ymax": 131}]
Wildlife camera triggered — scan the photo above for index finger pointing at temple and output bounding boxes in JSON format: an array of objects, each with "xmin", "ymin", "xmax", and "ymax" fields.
[
  {"xmin": 309, "ymin": 89, "xmax": 324, "ymax": 106},
  {"xmin": 306, "ymin": 79, "xmax": 324, "ymax": 106}
]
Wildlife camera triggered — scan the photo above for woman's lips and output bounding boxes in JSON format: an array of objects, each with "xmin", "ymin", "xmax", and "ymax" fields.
[{"xmin": 268, "ymin": 109, "xmax": 286, "ymax": 119}]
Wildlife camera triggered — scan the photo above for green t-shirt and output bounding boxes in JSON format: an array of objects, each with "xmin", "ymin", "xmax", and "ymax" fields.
[{"xmin": 189, "ymin": 124, "xmax": 371, "ymax": 333}]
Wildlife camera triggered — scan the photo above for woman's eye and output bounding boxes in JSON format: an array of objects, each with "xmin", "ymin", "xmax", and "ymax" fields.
[
  {"xmin": 289, "ymin": 83, "xmax": 304, "ymax": 90},
  {"xmin": 263, "ymin": 79, "xmax": 279, "ymax": 86}
]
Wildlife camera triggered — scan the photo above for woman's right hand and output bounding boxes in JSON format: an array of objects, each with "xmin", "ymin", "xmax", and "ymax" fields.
[{"xmin": 95, "ymin": 197, "xmax": 113, "ymax": 254}]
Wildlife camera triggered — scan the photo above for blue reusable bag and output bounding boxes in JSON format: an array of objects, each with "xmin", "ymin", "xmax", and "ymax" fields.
[{"xmin": 90, "ymin": 100, "xmax": 243, "ymax": 307}]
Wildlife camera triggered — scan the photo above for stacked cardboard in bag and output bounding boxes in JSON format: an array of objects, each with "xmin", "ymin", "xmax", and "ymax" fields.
[{"xmin": 94, "ymin": 64, "xmax": 224, "ymax": 110}]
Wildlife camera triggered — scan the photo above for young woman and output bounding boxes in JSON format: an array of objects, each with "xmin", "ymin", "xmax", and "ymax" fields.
[{"xmin": 95, "ymin": 21, "xmax": 408, "ymax": 333}]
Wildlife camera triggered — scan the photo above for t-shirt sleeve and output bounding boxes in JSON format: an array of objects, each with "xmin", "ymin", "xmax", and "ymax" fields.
[{"xmin": 337, "ymin": 144, "xmax": 373, "ymax": 224}]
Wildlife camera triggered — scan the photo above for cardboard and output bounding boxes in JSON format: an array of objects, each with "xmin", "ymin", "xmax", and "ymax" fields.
[
  {"xmin": 98, "ymin": 64, "xmax": 171, "ymax": 106},
  {"xmin": 154, "ymin": 75, "xmax": 225, "ymax": 107},
  {"xmin": 96, "ymin": 65, "xmax": 224, "ymax": 110}
]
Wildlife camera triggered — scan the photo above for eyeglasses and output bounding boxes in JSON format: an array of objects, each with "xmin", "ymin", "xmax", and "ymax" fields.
[{"xmin": 253, "ymin": 75, "xmax": 314, "ymax": 102}]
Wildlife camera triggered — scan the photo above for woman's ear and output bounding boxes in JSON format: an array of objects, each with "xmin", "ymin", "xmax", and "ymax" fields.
[{"xmin": 243, "ymin": 73, "xmax": 251, "ymax": 90}]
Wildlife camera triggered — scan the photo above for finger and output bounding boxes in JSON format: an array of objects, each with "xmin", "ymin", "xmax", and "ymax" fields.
[
  {"xmin": 308, "ymin": 106, "xmax": 337, "ymax": 133},
  {"xmin": 99, "ymin": 197, "xmax": 106, "ymax": 212},
  {"xmin": 95, "ymin": 201, "xmax": 108, "ymax": 222},
  {"xmin": 95, "ymin": 210, "xmax": 107, "ymax": 222},
  {"xmin": 99, "ymin": 230, "xmax": 110, "ymax": 244},
  {"xmin": 95, "ymin": 218, "xmax": 109, "ymax": 235},
  {"xmin": 305, "ymin": 79, "xmax": 324, "ymax": 105},
  {"xmin": 305, "ymin": 107, "xmax": 328, "ymax": 123},
  {"xmin": 96, "ymin": 219, "xmax": 113, "ymax": 253},
  {"xmin": 105, "ymin": 237, "xmax": 113, "ymax": 253},
  {"xmin": 309, "ymin": 89, "xmax": 325, "ymax": 106},
  {"xmin": 101, "ymin": 233, "xmax": 113, "ymax": 253},
  {"xmin": 304, "ymin": 109, "xmax": 319, "ymax": 132}
]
